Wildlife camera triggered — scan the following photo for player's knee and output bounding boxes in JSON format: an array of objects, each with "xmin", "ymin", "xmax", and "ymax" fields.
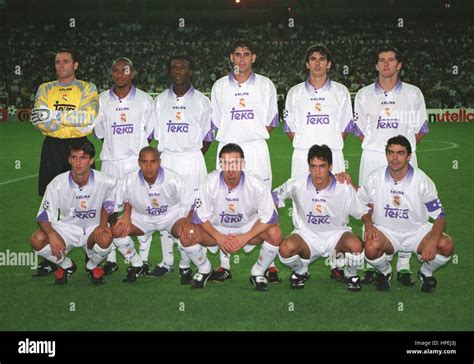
[
  {"xmin": 266, "ymin": 225, "xmax": 282, "ymax": 246},
  {"xmin": 30, "ymin": 230, "xmax": 47, "ymax": 251},
  {"xmin": 438, "ymin": 235, "xmax": 454, "ymax": 256},
  {"xmin": 95, "ymin": 231, "xmax": 113, "ymax": 249},
  {"xmin": 110, "ymin": 224, "xmax": 122, "ymax": 239},
  {"xmin": 364, "ymin": 239, "xmax": 382, "ymax": 259},
  {"xmin": 345, "ymin": 235, "xmax": 363, "ymax": 253},
  {"xmin": 279, "ymin": 238, "xmax": 298, "ymax": 258}
]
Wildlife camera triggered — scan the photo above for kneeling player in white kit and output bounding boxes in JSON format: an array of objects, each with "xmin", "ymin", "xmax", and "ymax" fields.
[
  {"xmin": 150, "ymin": 55, "xmax": 214, "ymax": 278},
  {"xmin": 94, "ymin": 57, "xmax": 155, "ymax": 275},
  {"xmin": 30, "ymin": 141, "xmax": 117, "ymax": 285},
  {"xmin": 179, "ymin": 143, "xmax": 282, "ymax": 291},
  {"xmin": 274, "ymin": 144, "xmax": 370, "ymax": 291},
  {"xmin": 358, "ymin": 136, "xmax": 453, "ymax": 293},
  {"xmin": 111, "ymin": 147, "xmax": 195, "ymax": 284}
]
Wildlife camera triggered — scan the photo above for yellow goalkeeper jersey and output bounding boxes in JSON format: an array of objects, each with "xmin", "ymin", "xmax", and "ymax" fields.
[{"xmin": 34, "ymin": 79, "xmax": 99, "ymax": 138}]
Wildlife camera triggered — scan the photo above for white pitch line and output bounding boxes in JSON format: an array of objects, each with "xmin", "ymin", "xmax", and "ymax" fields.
[{"xmin": 0, "ymin": 174, "xmax": 38, "ymax": 186}]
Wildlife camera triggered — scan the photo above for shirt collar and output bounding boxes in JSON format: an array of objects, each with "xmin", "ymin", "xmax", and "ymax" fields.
[
  {"xmin": 219, "ymin": 171, "xmax": 246, "ymax": 191},
  {"xmin": 138, "ymin": 167, "xmax": 164, "ymax": 186},
  {"xmin": 109, "ymin": 84, "xmax": 136, "ymax": 100},
  {"xmin": 168, "ymin": 84, "xmax": 195, "ymax": 99},
  {"xmin": 374, "ymin": 78, "xmax": 402, "ymax": 95},
  {"xmin": 304, "ymin": 77, "xmax": 331, "ymax": 96},
  {"xmin": 68, "ymin": 169, "xmax": 95, "ymax": 189},
  {"xmin": 306, "ymin": 172, "xmax": 337, "ymax": 193},
  {"xmin": 384, "ymin": 164, "xmax": 414, "ymax": 185},
  {"xmin": 228, "ymin": 71, "xmax": 256, "ymax": 87},
  {"xmin": 57, "ymin": 79, "xmax": 77, "ymax": 87}
]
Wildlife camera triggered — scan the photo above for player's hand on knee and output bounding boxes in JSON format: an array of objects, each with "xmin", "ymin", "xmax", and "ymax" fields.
[
  {"xmin": 421, "ymin": 238, "xmax": 437, "ymax": 261},
  {"xmin": 48, "ymin": 231, "xmax": 66, "ymax": 259},
  {"xmin": 364, "ymin": 226, "xmax": 380, "ymax": 242},
  {"xmin": 229, "ymin": 234, "xmax": 248, "ymax": 252},
  {"xmin": 114, "ymin": 218, "xmax": 132, "ymax": 238},
  {"xmin": 217, "ymin": 235, "xmax": 233, "ymax": 255}
]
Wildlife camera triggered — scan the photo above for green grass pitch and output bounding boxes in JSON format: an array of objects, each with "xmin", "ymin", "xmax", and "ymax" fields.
[{"xmin": 0, "ymin": 121, "xmax": 472, "ymax": 331}]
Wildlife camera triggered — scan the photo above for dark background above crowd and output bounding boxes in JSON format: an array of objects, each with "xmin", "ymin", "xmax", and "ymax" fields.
[{"xmin": 0, "ymin": 0, "xmax": 473, "ymax": 109}]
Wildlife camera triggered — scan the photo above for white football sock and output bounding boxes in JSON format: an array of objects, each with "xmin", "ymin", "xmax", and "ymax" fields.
[
  {"xmin": 250, "ymin": 241, "xmax": 279, "ymax": 276},
  {"xmin": 36, "ymin": 244, "xmax": 64, "ymax": 265},
  {"xmin": 181, "ymin": 243, "xmax": 211, "ymax": 274},
  {"xmin": 344, "ymin": 252, "xmax": 364, "ymax": 277},
  {"xmin": 138, "ymin": 235, "xmax": 152, "ymax": 262},
  {"xmin": 396, "ymin": 251, "xmax": 412, "ymax": 272},
  {"xmin": 366, "ymin": 253, "xmax": 392, "ymax": 276},
  {"xmin": 106, "ymin": 246, "xmax": 117, "ymax": 263},
  {"xmin": 160, "ymin": 231, "xmax": 174, "ymax": 267},
  {"xmin": 177, "ymin": 240, "xmax": 191, "ymax": 269},
  {"xmin": 219, "ymin": 248, "xmax": 231, "ymax": 270},
  {"xmin": 114, "ymin": 236, "xmax": 142, "ymax": 267},
  {"xmin": 419, "ymin": 254, "xmax": 451, "ymax": 277},
  {"xmin": 86, "ymin": 244, "xmax": 112, "ymax": 270}
]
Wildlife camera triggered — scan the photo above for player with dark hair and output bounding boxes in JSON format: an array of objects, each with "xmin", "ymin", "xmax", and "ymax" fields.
[{"xmin": 30, "ymin": 141, "xmax": 117, "ymax": 285}]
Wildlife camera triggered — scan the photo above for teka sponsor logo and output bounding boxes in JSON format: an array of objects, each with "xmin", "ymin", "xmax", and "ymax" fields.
[{"xmin": 18, "ymin": 338, "xmax": 56, "ymax": 357}]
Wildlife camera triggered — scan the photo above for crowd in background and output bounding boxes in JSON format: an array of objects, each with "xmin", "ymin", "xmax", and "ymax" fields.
[{"xmin": 2, "ymin": 18, "xmax": 473, "ymax": 109}]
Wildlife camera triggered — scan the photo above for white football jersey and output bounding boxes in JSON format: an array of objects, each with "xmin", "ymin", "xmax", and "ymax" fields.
[
  {"xmin": 36, "ymin": 170, "xmax": 117, "ymax": 229},
  {"xmin": 211, "ymin": 72, "xmax": 279, "ymax": 143},
  {"xmin": 94, "ymin": 86, "xmax": 155, "ymax": 161},
  {"xmin": 154, "ymin": 86, "xmax": 214, "ymax": 153},
  {"xmin": 118, "ymin": 167, "xmax": 194, "ymax": 219},
  {"xmin": 283, "ymin": 79, "xmax": 353, "ymax": 150},
  {"xmin": 353, "ymin": 80, "xmax": 428, "ymax": 152},
  {"xmin": 358, "ymin": 165, "xmax": 445, "ymax": 233},
  {"xmin": 192, "ymin": 170, "xmax": 278, "ymax": 229},
  {"xmin": 274, "ymin": 173, "xmax": 368, "ymax": 233}
]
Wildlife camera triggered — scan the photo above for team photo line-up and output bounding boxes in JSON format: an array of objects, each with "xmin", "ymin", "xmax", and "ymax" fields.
[{"xmin": 28, "ymin": 39, "xmax": 453, "ymax": 292}]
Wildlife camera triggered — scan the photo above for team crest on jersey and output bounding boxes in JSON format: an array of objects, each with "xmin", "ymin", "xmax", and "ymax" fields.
[
  {"xmin": 228, "ymin": 203, "xmax": 237, "ymax": 213},
  {"xmin": 315, "ymin": 103, "xmax": 322, "ymax": 112},
  {"xmin": 151, "ymin": 198, "xmax": 160, "ymax": 207},
  {"xmin": 239, "ymin": 98, "xmax": 246, "ymax": 107},
  {"xmin": 62, "ymin": 94, "xmax": 68, "ymax": 102},
  {"xmin": 120, "ymin": 113, "xmax": 127, "ymax": 122},
  {"xmin": 175, "ymin": 111, "xmax": 182, "ymax": 120},
  {"xmin": 314, "ymin": 204, "xmax": 323, "ymax": 214},
  {"xmin": 384, "ymin": 107, "xmax": 391, "ymax": 117},
  {"xmin": 79, "ymin": 200, "xmax": 88, "ymax": 210},
  {"xmin": 393, "ymin": 195, "xmax": 401, "ymax": 207}
]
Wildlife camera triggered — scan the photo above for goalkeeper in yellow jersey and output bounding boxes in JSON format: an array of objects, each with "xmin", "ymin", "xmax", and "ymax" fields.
[{"xmin": 31, "ymin": 48, "xmax": 99, "ymax": 197}]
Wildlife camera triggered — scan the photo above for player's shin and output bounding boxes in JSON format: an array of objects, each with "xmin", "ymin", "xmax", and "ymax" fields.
[
  {"xmin": 177, "ymin": 240, "xmax": 191, "ymax": 269},
  {"xmin": 160, "ymin": 231, "xmax": 174, "ymax": 267},
  {"xmin": 219, "ymin": 248, "xmax": 231, "ymax": 270},
  {"xmin": 137, "ymin": 235, "xmax": 152, "ymax": 262},
  {"xmin": 396, "ymin": 251, "xmax": 412, "ymax": 272},
  {"xmin": 180, "ymin": 242, "xmax": 211, "ymax": 274},
  {"xmin": 114, "ymin": 236, "xmax": 143, "ymax": 267},
  {"xmin": 250, "ymin": 242, "xmax": 279, "ymax": 276},
  {"xmin": 36, "ymin": 244, "xmax": 71, "ymax": 267},
  {"xmin": 365, "ymin": 253, "xmax": 392, "ymax": 276},
  {"xmin": 279, "ymin": 253, "xmax": 309, "ymax": 275},
  {"xmin": 86, "ymin": 244, "xmax": 112, "ymax": 270},
  {"xmin": 106, "ymin": 246, "xmax": 117, "ymax": 263},
  {"xmin": 344, "ymin": 252, "xmax": 364, "ymax": 277},
  {"xmin": 418, "ymin": 254, "xmax": 451, "ymax": 277}
]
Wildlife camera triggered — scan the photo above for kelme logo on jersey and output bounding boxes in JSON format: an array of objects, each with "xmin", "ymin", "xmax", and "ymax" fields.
[
  {"xmin": 306, "ymin": 111, "xmax": 329, "ymax": 125},
  {"xmin": 230, "ymin": 107, "xmax": 254, "ymax": 120},
  {"xmin": 384, "ymin": 204, "xmax": 409, "ymax": 219},
  {"xmin": 112, "ymin": 122, "xmax": 134, "ymax": 135},
  {"xmin": 306, "ymin": 211, "xmax": 330, "ymax": 224}
]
